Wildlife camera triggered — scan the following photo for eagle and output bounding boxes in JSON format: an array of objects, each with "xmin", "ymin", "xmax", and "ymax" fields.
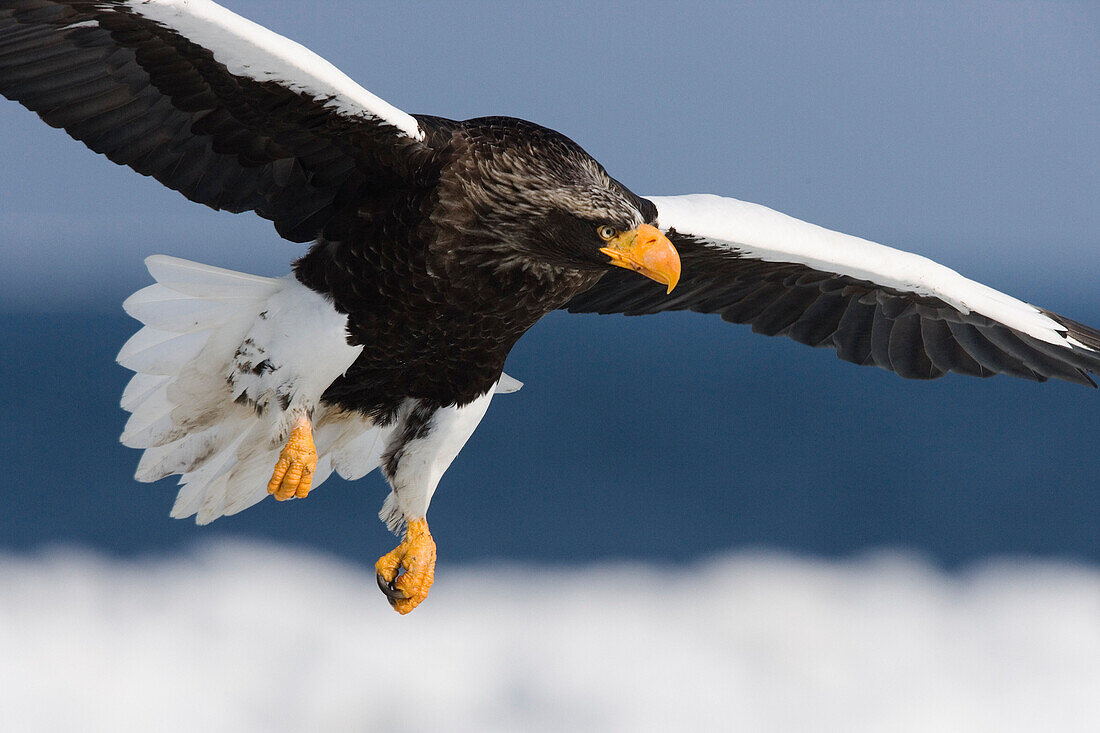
[{"xmin": 2, "ymin": 0, "xmax": 1098, "ymax": 614}]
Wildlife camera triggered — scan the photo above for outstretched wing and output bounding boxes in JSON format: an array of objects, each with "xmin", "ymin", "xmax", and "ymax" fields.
[
  {"xmin": 0, "ymin": 0, "xmax": 427, "ymax": 242},
  {"xmin": 566, "ymin": 193, "xmax": 1100, "ymax": 386}
]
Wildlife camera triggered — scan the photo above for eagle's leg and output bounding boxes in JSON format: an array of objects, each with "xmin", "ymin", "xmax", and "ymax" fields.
[
  {"xmin": 266, "ymin": 416, "xmax": 318, "ymax": 500},
  {"xmin": 372, "ymin": 386, "xmax": 498, "ymax": 614},
  {"xmin": 375, "ymin": 519, "xmax": 436, "ymax": 614}
]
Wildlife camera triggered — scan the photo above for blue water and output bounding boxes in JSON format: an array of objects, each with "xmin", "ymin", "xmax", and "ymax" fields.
[{"xmin": 3, "ymin": 308, "xmax": 1098, "ymax": 568}]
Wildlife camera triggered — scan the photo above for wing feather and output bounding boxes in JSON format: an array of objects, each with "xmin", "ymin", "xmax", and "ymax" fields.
[
  {"xmin": 565, "ymin": 193, "xmax": 1100, "ymax": 386},
  {"xmin": 0, "ymin": 0, "xmax": 428, "ymax": 243}
]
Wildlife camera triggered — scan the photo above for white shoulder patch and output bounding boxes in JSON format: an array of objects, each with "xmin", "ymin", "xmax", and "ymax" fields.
[
  {"xmin": 128, "ymin": 0, "xmax": 423, "ymax": 140},
  {"xmin": 648, "ymin": 193, "xmax": 1072, "ymax": 349}
]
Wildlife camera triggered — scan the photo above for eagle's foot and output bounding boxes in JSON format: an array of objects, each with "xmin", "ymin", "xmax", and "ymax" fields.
[
  {"xmin": 266, "ymin": 417, "xmax": 318, "ymax": 501},
  {"xmin": 375, "ymin": 518, "xmax": 436, "ymax": 615}
]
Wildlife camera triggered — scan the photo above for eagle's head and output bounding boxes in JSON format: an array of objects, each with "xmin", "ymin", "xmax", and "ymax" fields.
[{"xmin": 432, "ymin": 117, "xmax": 680, "ymax": 294}]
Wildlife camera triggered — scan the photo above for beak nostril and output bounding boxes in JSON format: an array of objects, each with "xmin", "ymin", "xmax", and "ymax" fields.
[{"xmin": 601, "ymin": 225, "xmax": 680, "ymax": 293}]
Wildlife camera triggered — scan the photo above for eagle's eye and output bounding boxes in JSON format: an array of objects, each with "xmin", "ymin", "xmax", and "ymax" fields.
[{"xmin": 597, "ymin": 225, "xmax": 616, "ymax": 241}]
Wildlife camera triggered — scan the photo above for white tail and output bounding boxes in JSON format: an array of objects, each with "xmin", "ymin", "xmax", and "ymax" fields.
[{"xmin": 118, "ymin": 256, "xmax": 386, "ymax": 524}]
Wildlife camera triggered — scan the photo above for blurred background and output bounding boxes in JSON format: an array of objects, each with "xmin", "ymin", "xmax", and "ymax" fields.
[{"xmin": 1, "ymin": 1, "xmax": 1098, "ymax": 730}]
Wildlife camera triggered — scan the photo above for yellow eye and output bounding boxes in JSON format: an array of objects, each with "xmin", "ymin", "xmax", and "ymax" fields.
[{"xmin": 597, "ymin": 225, "xmax": 616, "ymax": 240}]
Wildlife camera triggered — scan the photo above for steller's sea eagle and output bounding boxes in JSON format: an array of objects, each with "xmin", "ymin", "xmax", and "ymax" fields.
[{"xmin": 2, "ymin": 0, "xmax": 1098, "ymax": 613}]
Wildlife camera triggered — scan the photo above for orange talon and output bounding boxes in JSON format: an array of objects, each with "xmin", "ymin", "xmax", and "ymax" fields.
[
  {"xmin": 266, "ymin": 417, "xmax": 317, "ymax": 501},
  {"xmin": 375, "ymin": 518, "xmax": 437, "ymax": 614}
]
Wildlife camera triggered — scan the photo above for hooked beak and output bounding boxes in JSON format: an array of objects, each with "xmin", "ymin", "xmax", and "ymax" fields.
[{"xmin": 599, "ymin": 223, "xmax": 681, "ymax": 294}]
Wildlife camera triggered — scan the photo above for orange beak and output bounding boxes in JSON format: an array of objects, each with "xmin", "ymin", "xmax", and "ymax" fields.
[{"xmin": 599, "ymin": 223, "xmax": 681, "ymax": 294}]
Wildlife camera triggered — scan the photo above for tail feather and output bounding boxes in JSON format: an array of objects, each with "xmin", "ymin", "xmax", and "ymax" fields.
[
  {"xmin": 123, "ymin": 284, "xmax": 252, "ymax": 333},
  {"xmin": 121, "ymin": 415, "xmax": 177, "ymax": 450},
  {"xmin": 119, "ymin": 389, "xmax": 175, "ymax": 446},
  {"xmin": 326, "ymin": 421, "xmax": 391, "ymax": 481},
  {"xmin": 120, "ymin": 373, "xmax": 170, "ymax": 412},
  {"xmin": 193, "ymin": 435, "xmax": 249, "ymax": 525},
  {"xmin": 117, "ymin": 327, "xmax": 210, "ymax": 375},
  {"xmin": 135, "ymin": 423, "xmax": 238, "ymax": 483},
  {"xmin": 144, "ymin": 255, "xmax": 281, "ymax": 298},
  {"xmin": 224, "ymin": 435, "xmax": 288, "ymax": 517},
  {"xmin": 122, "ymin": 256, "xmax": 382, "ymax": 524}
]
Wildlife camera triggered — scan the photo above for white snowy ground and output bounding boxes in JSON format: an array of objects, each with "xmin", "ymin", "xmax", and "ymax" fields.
[{"xmin": 1, "ymin": 542, "xmax": 1098, "ymax": 733}]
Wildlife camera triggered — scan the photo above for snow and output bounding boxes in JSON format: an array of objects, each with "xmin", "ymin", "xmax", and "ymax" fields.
[{"xmin": 2, "ymin": 542, "xmax": 1098, "ymax": 732}]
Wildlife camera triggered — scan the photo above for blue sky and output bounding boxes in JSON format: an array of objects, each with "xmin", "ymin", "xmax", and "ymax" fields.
[
  {"xmin": 1, "ymin": 1, "xmax": 1099, "ymax": 568},
  {"xmin": 2, "ymin": 0, "xmax": 1098, "ymax": 311}
]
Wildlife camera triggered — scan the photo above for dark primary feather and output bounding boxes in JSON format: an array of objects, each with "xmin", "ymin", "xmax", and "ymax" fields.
[
  {"xmin": 565, "ymin": 233, "xmax": 1100, "ymax": 387},
  {"xmin": 0, "ymin": 0, "xmax": 427, "ymax": 243}
]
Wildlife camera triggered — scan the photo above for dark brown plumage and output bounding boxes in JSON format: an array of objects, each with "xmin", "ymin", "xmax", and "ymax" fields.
[
  {"xmin": 297, "ymin": 117, "xmax": 651, "ymax": 419},
  {"xmin": 0, "ymin": 2, "xmax": 654, "ymax": 418}
]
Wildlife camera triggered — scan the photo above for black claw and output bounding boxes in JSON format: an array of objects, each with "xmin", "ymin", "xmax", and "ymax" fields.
[{"xmin": 376, "ymin": 572, "xmax": 407, "ymax": 601}]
